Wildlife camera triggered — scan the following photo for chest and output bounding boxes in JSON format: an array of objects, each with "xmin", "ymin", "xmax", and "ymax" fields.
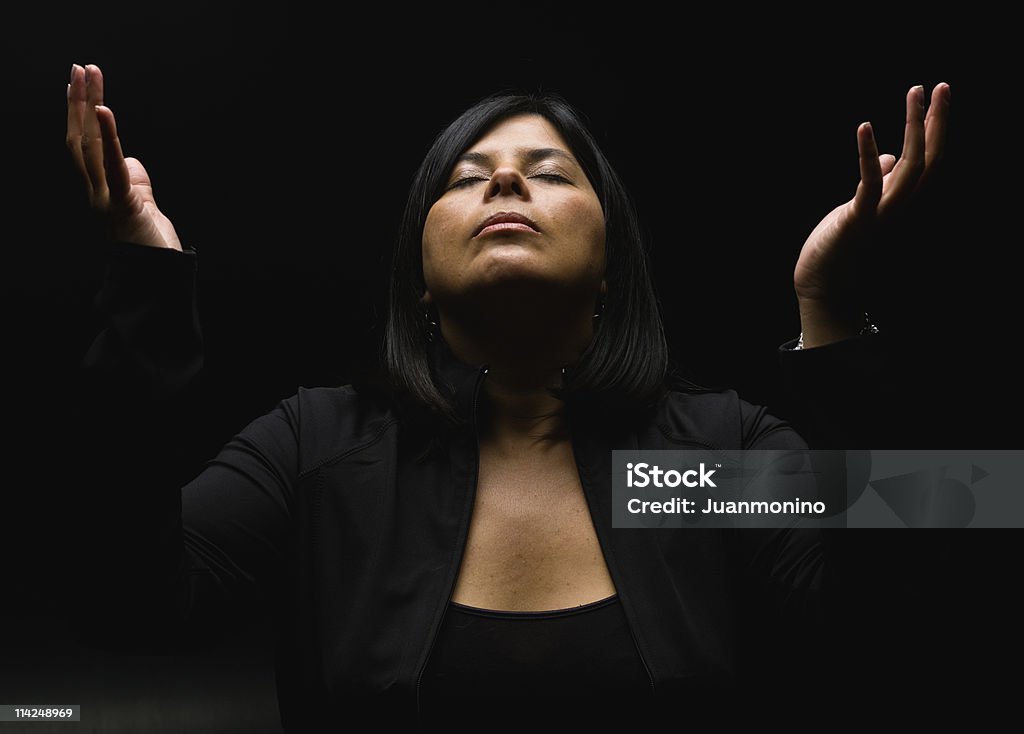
[{"xmin": 448, "ymin": 441, "xmax": 617, "ymax": 611}]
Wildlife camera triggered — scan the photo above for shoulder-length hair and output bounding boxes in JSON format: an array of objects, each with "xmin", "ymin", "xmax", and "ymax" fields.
[{"xmin": 383, "ymin": 91, "xmax": 686, "ymax": 428}]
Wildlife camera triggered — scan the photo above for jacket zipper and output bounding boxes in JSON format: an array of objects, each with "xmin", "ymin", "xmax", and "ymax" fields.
[
  {"xmin": 567, "ymin": 410, "xmax": 657, "ymax": 700},
  {"xmin": 414, "ymin": 365, "xmax": 489, "ymax": 728},
  {"xmin": 631, "ymin": 622, "xmax": 657, "ymax": 698}
]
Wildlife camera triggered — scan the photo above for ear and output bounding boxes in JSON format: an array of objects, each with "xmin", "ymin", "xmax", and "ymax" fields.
[
  {"xmin": 420, "ymin": 289, "xmax": 433, "ymax": 307},
  {"xmin": 599, "ymin": 279, "xmax": 607, "ymax": 297}
]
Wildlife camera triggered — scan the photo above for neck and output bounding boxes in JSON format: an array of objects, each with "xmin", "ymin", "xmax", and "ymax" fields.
[
  {"xmin": 476, "ymin": 365, "xmax": 569, "ymax": 453},
  {"xmin": 438, "ymin": 292, "xmax": 597, "ymax": 452}
]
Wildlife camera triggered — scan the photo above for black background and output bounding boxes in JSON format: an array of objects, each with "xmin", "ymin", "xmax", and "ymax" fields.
[{"xmin": 6, "ymin": 5, "xmax": 1020, "ymax": 732}]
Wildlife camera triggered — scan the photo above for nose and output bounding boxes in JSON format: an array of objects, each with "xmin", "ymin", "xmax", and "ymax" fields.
[{"xmin": 485, "ymin": 166, "xmax": 530, "ymax": 200}]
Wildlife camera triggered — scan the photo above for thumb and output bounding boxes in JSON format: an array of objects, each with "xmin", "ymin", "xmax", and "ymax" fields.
[
  {"xmin": 879, "ymin": 154, "xmax": 897, "ymax": 177},
  {"xmin": 124, "ymin": 157, "xmax": 152, "ymax": 187},
  {"xmin": 124, "ymin": 157, "xmax": 157, "ymax": 202}
]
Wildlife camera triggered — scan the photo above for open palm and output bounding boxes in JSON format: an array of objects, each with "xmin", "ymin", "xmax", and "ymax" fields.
[
  {"xmin": 66, "ymin": 63, "xmax": 182, "ymax": 251},
  {"xmin": 793, "ymin": 83, "xmax": 950, "ymax": 345}
]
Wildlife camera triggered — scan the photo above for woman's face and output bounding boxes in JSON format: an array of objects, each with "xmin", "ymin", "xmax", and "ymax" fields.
[{"xmin": 421, "ymin": 114, "xmax": 606, "ymax": 311}]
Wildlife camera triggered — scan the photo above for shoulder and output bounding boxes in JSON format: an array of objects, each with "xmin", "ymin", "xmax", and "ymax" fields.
[
  {"xmin": 652, "ymin": 386, "xmax": 805, "ymax": 450},
  {"xmin": 289, "ymin": 382, "xmax": 400, "ymax": 437},
  {"xmin": 270, "ymin": 383, "xmax": 403, "ymax": 473},
  {"xmin": 652, "ymin": 387, "xmax": 747, "ymax": 448}
]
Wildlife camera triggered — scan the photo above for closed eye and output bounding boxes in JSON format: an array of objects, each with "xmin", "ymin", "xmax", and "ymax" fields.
[
  {"xmin": 530, "ymin": 173, "xmax": 570, "ymax": 183},
  {"xmin": 447, "ymin": 176, "xmax": 487, "ymax": 190},
  {"xmin": 447, "ymin": 172, "xmax": 570, "ymax": 191}
]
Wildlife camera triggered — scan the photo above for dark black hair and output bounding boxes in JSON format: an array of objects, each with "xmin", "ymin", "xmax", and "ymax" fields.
[{"xmin": 382, "ymin": 90, "xmax": 695, "ymax": 428}]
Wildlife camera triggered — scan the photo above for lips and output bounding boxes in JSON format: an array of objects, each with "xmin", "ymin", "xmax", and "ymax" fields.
[{"xmin": 473, "ymin": 211, "xmax": 540, "ymax": 237}]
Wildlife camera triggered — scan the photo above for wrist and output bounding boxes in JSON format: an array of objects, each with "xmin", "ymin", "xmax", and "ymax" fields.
[
  {"xmin": 796, "ymin": 300, "xmax": 877, "ymax": 350},
  {"xmin": 107, "ymin": 209, "xmax": 182, "ymax": 252}
]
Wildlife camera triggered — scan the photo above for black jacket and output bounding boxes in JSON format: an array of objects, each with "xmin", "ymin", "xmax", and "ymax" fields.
[{"xmin": 70, "ymin": 242, "xmax": 892, "ymax": 731}]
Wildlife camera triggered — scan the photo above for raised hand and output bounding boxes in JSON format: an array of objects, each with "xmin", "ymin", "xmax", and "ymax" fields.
[
  {"xmin": 793, "ymin": 83, "xmax": 951, "ymax": 348},
  {"xmin": 66, "ymin": 63, "xmax": 183, "ymax": 251}
]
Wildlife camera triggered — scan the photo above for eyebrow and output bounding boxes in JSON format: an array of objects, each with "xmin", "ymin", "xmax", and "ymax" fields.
[{"xmin": 454, "ymin": 147, "xmax": 577, "ymax": 168}]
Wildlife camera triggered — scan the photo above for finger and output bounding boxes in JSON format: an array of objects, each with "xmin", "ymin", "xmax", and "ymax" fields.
[
  {"xmin": 852, "ymin": 122, "xmax": 882, "ymax": 220},
  {"xmin": 879, "ymin": 153, "xmax": 897, "ymax": 177},
  {"xmin": 95, "ymin": 106, "xmax": 132, "ymax": 203},
  {"xmin": 66, "ymin": 64, "xmax": 92, "ymax": 196},
  {"xmin": 82, "ymin": 64, "xmax": 108, "ymax": 200},
  {"xmin": 917, "ymin": 82, "xmax": 951, "ymax": 191},
  {"xmin": 880, "ymin": 85, "xmax": 926, "ymax": 217}
]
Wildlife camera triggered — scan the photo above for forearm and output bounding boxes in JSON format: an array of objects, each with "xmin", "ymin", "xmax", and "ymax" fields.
[
  {"xmin": 777, "ymin": 327, "xmax": 898, "ymax": 450},
  {"xmin": 71, "ymin": 240, "xmax": 208, "ymax": 651},
  {"xmin": 82, "ymin": 241, "xmax": 203, "ymax": 397}
]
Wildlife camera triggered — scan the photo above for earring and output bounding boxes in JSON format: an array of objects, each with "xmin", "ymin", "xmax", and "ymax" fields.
[
  {"xmin": 593, "ymin": 298, "xmax": 606, "ymax": 320},
  {"xmin": 423, "ymin": 306, "xmax": 439, "ymax": 343}
]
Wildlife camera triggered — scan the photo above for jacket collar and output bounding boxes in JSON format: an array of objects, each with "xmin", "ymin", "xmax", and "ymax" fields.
[
  {"xmin": 424, "ymin": 334, "xmax": 639, "ymax": 430},
  {"xmin": 426, "ymin": 335, "xmax": 489, "ymax": 423}
]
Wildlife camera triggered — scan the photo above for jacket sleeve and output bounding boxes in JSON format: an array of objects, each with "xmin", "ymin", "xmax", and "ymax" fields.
[
  {"xmin": 722, "ymin": 332, "xmax": 915, "ymax": 698},
  {"xmin": 731, "ymin": 330, "xmax": 896, "ymax": 614},
  {"xmin": 726, "ymin": 399, "xmax": 829, "ymax": 624},
  {"xmin": 71, "ymin": 241, "xmax": 297, "ymax": 654},
  {"xmin": 774, "ymin": 331, "xmax": 896, "ymax": 449},
  {"xmin": 723, "ymin": 398, "xmax": 841, "ymax": 695}
]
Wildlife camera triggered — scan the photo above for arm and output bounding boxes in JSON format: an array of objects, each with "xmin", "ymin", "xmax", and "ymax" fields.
[
  {"xmin": 726, "ymin": 396, "xmax": 935, "ymax": 704},
  {"xmin": 776, "ymin": 83, "xmax": 950, "ymax": 449},
  {"xmin": 725, "ymin": 402, "xmax": 833, "ymax": 625},
  {"xmin": 71, "ymin": 241, "xmax": 299, "ymax": 654},
  {"xmin": 65, "ymin": 63, "xmax": 294, "ymax": 653},
  {"xmin": 728, "ymin": 85, "xmax": 951, "ymax": 695},
  {"xmin": 723, "ymin": 402, "xmax": 844, "ymax": 700}
]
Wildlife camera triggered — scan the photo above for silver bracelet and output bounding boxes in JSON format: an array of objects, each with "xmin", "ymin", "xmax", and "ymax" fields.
[{"xmin": 795, "ymin": 312, "xmax": 879, "ymax": 350}]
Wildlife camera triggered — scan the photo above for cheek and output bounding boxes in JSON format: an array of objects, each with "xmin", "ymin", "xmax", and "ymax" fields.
[
  {"xmin": 424, "ymin": 200, "xmax": 471, "ymax": 249},
  {"xmin": 421, "ymin": 204, "xmax": 449, "ymax": 264},
  {"xmin": 421, "ymin": 201, "xmax": 466, "ymax": 285},
  {"xmin": 557, "ymin": 195, "xmax": 606, "ymax": 260}
]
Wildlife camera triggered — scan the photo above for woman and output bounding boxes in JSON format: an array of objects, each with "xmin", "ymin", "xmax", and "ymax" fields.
[{"xmin": 66, "ymin": 63, "xmax": 949, "ymax": 731}]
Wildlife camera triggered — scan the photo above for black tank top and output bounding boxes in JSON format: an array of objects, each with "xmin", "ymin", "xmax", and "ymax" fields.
[{"xmin": 418, "ymin": 593, "xmax": 654, "ymax": 729}]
